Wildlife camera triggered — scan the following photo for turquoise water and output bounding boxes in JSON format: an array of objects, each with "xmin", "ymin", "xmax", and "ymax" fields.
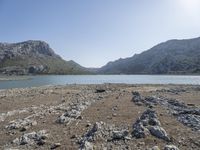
[{"xmin": 0, "ymin": 75, "xmax": 200, "ymax": 89}]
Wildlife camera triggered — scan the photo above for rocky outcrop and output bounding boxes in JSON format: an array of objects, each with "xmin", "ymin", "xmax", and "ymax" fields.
[
  {"xmin": 132, "ymin": 109, "xmax": 170, "ymax": 141},
  {"xmin": 77, "ymin": 122, "xmax": 130, "ymax": 150},
  {"xmin": 56, "ymin": 88, "xmax": 108, "ymax": 124},
  {"xmin": 132, "ymin": 91, "xmax": 200, "ymax": 131},
  {"xmin": 0, "ymin": 40, "xmax": 88, "ymax": 75},
  {"xmin": 56, "ymin": 101, "xmax": 90, "ymax": 124}
]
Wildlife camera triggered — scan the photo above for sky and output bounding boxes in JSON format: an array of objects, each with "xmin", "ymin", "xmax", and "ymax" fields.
[{"xmin": 0, "ymin": 0, "xmax": 200, "ymax": 68}]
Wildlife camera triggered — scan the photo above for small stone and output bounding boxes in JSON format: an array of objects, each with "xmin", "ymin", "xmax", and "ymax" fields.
[
  {"xmin": 86, "ymin": 123, "xmax": 92, "ymax": 127},
  {"xmin": 107, "ymin": 116, "xmax": 112, "ymax": 120},
  {"xmin": 51, "ymin": 143, "xmax": 61, "ymax": 149},
  {"xmin": 19, "ymin": 127, "xmax": 26, "ymax": 132},
  {"xmin": 164, "ymin": 145, "xmax": 179, "ymax": 150},
  {"xmin": 77, "ymin": 115, "xmax": 83, "ymax": 120},
  {"xmin": 37, "ymin": 140, "xmax": 45, "ymax": 146},
  {"xmin": 84, "ymin": 141, "xmax": 93, "ymax": 150},
  {"xmin": 95, "ymin": 89, "xmax": 106, "ymax": 93},
  {"xmin": 71, "ymin": 135, "xmax": 77, "ymax": 139},
  {"xmin": 32, "ymin": 121, "xmax": 37, "ymax": 126},
  {"xmin": 112, "ymin": 113, "xmax": 117, "ymax": 117},
  {"xmin": 137, "ymin": 141, "xmax": 145, "ymax": 146}
]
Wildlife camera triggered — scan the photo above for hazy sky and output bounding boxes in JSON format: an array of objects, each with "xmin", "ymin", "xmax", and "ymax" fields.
[{"xmin": 0, "ymin": 0, "xmax": 200, "ymax": 67}]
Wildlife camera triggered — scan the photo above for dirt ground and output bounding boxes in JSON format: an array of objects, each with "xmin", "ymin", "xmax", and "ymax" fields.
[{"xmin": 0, "ymin": 84, "xmax": 199, "ymax": 150}]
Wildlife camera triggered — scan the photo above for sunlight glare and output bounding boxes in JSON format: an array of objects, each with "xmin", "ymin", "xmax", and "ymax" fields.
[{"xmin": 178, "ymin": 0, "xmax": 200, "ymax": 15}]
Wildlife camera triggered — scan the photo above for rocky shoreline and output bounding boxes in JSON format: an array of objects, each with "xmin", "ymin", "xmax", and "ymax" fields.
[
  {"xmin": 0, "ymin": 84, "xmax": 199, "ymax": 150},
  {"xmin": 0, "ymin": 75, "xmax": 31, "ymax": 81}
]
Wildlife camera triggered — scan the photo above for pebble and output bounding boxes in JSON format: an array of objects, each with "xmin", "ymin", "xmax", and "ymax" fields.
[{"xmin": 51, "ymin": 143, "xmax": 61, "ymax": 149}]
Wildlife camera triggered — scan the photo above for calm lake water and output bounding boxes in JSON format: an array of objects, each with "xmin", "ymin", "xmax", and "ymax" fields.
[{"xmin": 0, "ymin": 75, "xmax": 200, "ymax": 89}]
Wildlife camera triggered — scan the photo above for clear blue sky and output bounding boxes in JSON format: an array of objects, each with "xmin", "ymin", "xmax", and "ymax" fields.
[{"xmin": 0, "ymin": 0, "xmax": 200, "ymax": 67}]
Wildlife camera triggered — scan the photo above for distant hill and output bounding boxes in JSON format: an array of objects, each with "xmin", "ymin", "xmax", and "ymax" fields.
[
  {"xmin": 0, "ymin": 40, "xmax": 89, "ymax": 75},
  {"xmin": 98, "ymin": 37, "xmax": 200, "ymax": 74}
]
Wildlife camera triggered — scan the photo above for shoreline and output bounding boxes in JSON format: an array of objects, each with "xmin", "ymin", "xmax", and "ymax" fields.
[
  {"xmin": 0, "ymin": 84, "xmax": 199, "ymax": 149},
  {"xmin": 0, "ymin": 83, "xmax": 200, "ymax": 91},
  {"xmin": 0, "ymin": 75, "xmax": 31, "ymax": 81}
]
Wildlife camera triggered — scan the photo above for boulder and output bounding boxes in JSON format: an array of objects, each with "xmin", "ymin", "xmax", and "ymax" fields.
[{"xmin": 148, "ymin": 126, "xmax": 170, "ymax": 141}]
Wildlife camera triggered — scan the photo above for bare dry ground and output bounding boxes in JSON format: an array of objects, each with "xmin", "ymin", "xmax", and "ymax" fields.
[{"xmin": 0, "ymin": 84, "xmax": 199, "ymax": 150}]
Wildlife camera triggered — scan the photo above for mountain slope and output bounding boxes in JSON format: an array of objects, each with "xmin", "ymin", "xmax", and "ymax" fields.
[
  {"xmin": 98, "ymin": 37, "xmax": 200, "ymax": 74},
  {"xmin": 0, "ymin": 40, "xmax": 89, "ymax": 75}
]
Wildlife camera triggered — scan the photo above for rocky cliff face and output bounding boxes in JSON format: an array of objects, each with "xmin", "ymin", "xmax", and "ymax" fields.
[
  {"xmin": 0, "ymin": 40, "xmax": 58, "ymax": 61},
  {"xmin": 0, "ymin": 40, "xmax": 88, "ymax": 75},
  {"xmin": 98, "ymin": 37, "xmax": 200, "ymax": 74}
]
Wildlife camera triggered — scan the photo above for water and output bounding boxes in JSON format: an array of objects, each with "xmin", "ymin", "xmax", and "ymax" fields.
[{"xmin": 0, "ymin": 75, "xmax": 200, "ymax": 89}]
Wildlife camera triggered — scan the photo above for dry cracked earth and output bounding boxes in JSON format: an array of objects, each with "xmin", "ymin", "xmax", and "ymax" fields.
[{"xmin": 0, "ymin": 84, "xmax": 200, "ymax": 150}]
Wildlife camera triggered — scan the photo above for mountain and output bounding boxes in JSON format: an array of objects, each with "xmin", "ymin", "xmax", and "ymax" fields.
[
  {"xmin": 0, "ymin": 40, "xmax": 89, "ymax": 75},
  {"xmin": 98, "ymin": 37, "xmax": 200, "ymax": 74}
]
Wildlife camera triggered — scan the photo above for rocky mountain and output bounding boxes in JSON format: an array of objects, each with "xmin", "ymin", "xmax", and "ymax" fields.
[
  {"xmin": 98, "ymin": 37, "xmax": 200, "ymax": 74},
  {"xmin": 0, "ymin": 40, "xmax": 89, "ymax": 75}
]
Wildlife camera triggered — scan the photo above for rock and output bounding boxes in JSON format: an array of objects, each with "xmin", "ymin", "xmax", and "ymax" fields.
[
  {"xmin": 112, "ymin": 105, "xmax": 118, "ymax": 111},
  {"xmin": 28, "ymin": 65, "xmax": 47, "ymax": 74},
  {"xmin": 56, "ymin": 100, "xmax": 94, "ymax": 124},
  {"xmin": 137, "ymin": 141, "xmax": 145, "ymax": 146},
  {"xmin": 177, "ymin": 114, "xmax": 200, "ymax": 130},
  {"xmin": 107, "ymin": 116, "xmax": 112, "ymax": 120},
  {"xmin": 51, "ymin": 143, "xmax": 61, "ymax": 149},
  {"xmin": 164, "ymin": 145, "xmax": 179, "ymax": 150},
  {"xmin": 132, "ymin": 91, "xmax": 143, "ymax": 105},
  {"xmin": 6, "ymin": 118, "xmax": 37, "ymax": 130},
  {"xmin": 112, "ymin": 130, "xmax": 129, "ymax": 140},
  {"xmin": 132, "ymin": 92, "xmax": 159, "ymax": 107},
  {"xmin": 56, "ymin": 114, "xmax": 67, "ymax": 124},
  {"xmin": 148, "ymin": 126, "xmax": 170, "ymax": 141},
  {"xmin": 144, "ymin": 97, "xmax": 158, "ymax": 106},
  {"xmin": 79, "ymin": 122, "xmax": 100, "ymax": 149},
  {"xmin": 95, "ymin": 89, "xmax": 106, "ymax": 93},
  {"xmin": 187, "ymin": 103, "xmax": 195, "ymax": 107},
  {"xmin": 132, "ymin": 109, "xmax": 169, "ymax": 141},
  {"xmin": 83, "ymin": 141, "xmax": 93, "ymax": 150},
  {"xmin": 132, "ymin": 122, "xmax": 149, "ymax": 138},
  {"xmin": 78, "ymin": 122, "xmax": 129, "ymax": 149},
  {"xmin": 77, "ymin": 115, "xmax": 83, "ymax": 120},
  {"xmin": 150, "ymin": 146, "xmax": 160, "ymax": 150},
  {"xmin": 112, "ymin": 113, "xmax": 117, "ymax": 117},
  {"xmin": 148, "ymin": 118, "xmax": 161, "ymax": 126},
  {"xmin": 139, "ymin": 94, "xmax": 200, "ymax": 131},
  {"xmin": 71, "ymin": 135, "xmax": 77, "ymax": 139},
  {"xmin": 19, "ymin": 127, "xmax": 27, "ymax": 132},
  {"xmin": 13, "ymin": 130, "xmax": 48, "ymax": 146},
  {"xmin": 37, "ymin": 139, "xmax": 46, "ymax": 146},
  {"xmin": 86, "ymin": 123, "xmax": 92, "ymax": 127}
]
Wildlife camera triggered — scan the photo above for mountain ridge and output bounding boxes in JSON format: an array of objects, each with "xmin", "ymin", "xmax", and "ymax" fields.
[
  {"xmin": 98, "ymin": 37, "xmax": 200, "ymax": 74},
  {"xmin": 0, "ymin": 40, "xmax": 89, "ymax": 75}
]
